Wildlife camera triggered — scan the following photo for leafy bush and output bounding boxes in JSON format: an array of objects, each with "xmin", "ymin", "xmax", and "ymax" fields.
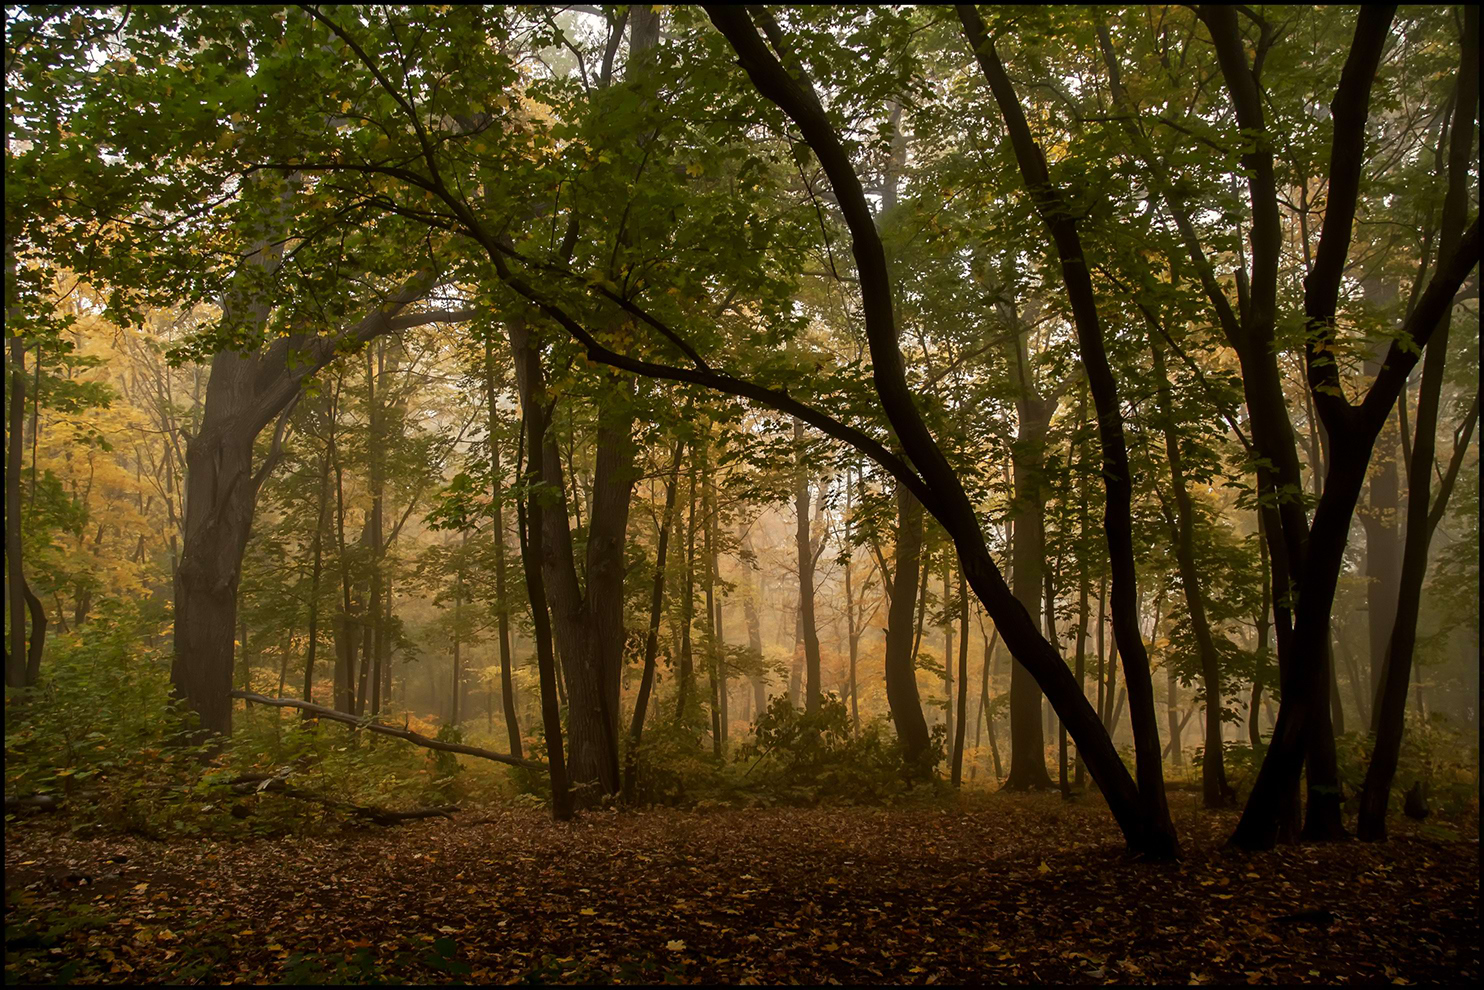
[
  {"xmin": 1194, "ymin": 713, "xmax": 1479, "ymax": 821},
  {"xmin": 5, "ymin": 605, "xmax": 513, "ymax": 837},
  {"xmin": 732, "ymin": 694, "xmax": 933, "ymax": 806},
  {"xmin": 3, "ymin": 604, "xmax": 212, "ymax": 836}
]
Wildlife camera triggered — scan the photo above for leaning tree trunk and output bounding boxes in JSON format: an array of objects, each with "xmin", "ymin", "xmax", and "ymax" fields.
[
  {"xmin": 959, "ymin": 5, "xmax": 1173, "ymax": 850},
  {"xmin": 708, "ymin": 6, "xmax": 1174, "ymax": 856}
]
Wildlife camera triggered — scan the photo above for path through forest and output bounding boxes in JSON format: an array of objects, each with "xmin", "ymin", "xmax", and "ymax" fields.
[{"xmin": 5, "ymin": 795, "xmax": 1476, "ymax": 984}]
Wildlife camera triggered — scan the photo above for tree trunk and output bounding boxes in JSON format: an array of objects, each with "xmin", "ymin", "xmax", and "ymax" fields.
[
  {"xmin": 943, "ymin": 561, "xmax": 955, "ymax": 742},
  {"xmin": 486, "ymin": 340, "xmax": 523, "ymax": 759},
  {"xmin": 1360, "ymin": 9, "xmax": 1478, "ymax": 840},
  {"xmin": 793, "ymin": 418, "xmax": 823, "ymax": 715},
  {"xmin": 302, "ymin": 448, "xmax": 330, "ymax": 706},
  {"xmin": 6, "ymin": 333, "xmax": 33, "ymax": 687},
  {"xmin": 885, "ymin": 486, "xmax": 932, "ymax": 769},
  {"xmin": 951, "ymin": 567, "xmax": 969, "ymax": 786},
  {"xmin": 366, "ymin": 342, "xmax": 386, "ymax": 719},
  {"xmin": 625, "ymin": 440, "xmax": 683, "ymax": 798},
  {"xmin": 741, "ymin": 523, "xmax": 767, "ymax": 721},
  {"xmin": 507, "ymin": 317, "xmax": 630, "ymax": 802},
  {"xmin": 1149, "ymin": 332, "xmax": 1233, "ymax": 806},
  {"xmin": 450, "ymin": 533, "xmax": 465, "ymax": 727},
  {"xmin": 983, "ymin": 627, "xmax": 1004, "ymax": 781},
  {"xmin": 959, "ymin": 5, "xmax": 1173, "ymax": 853},
  {"xmin": 703, "ymin": 441, "xmax": 723, "ymax": 756},
  {"xmin": 844, "ymin": 464, "xmax": 861, "ymax": 734},
  {"xmin": 1003, "ymin": 360, "xmax": 1054, "ymax": 791},
  {"xmin": 1361, "ymin": 409, "xmax": 1402, "ymax": 710},
  {"xmin": 677, "ymin": 457, "xmax": 697, "ymax": 721},
  {"xmin": 705, "ymin": 7, "xmax": 1178, "ymax": 855},
  {"xmin": 515, "ymin": 402, "xmax": 573, "ymax": 821}
]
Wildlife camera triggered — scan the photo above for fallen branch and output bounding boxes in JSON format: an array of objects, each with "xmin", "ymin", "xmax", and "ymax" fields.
[
  {"xmin": 230, "ymin": 691, "xmax": 547, "ymax": 771},
  {"xmin": 224, "ymin": 774, "xmax": 458, "ymax": 826}
]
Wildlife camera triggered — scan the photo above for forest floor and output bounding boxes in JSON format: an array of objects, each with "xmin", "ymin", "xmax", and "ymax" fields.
[{"xmin": 4, "ymin": 792, "xmax": 1478, "ymax": 985}]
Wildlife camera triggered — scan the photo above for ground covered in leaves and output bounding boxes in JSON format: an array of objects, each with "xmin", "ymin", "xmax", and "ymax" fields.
[{"xmin": 5, "ymin": 793, "xmax": 1478, "ymax": 985}]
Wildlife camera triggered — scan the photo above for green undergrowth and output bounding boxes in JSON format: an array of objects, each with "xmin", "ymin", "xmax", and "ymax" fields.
[{"xmin": 6, "ymin": 610, "xmax": 1477, "ymax": 839}]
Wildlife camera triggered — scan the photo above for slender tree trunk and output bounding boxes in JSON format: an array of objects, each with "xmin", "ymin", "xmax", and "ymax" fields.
[
  {"xmin": 329, "ymin": 379, "xmax": 358, "ymax": 715},
  {"xmin": 450, "ymin": 534, "xmax": 466, "ymax": 727},
  {"xmin": 951, "ymin": 567, "xmax": 969, "ymax": 786},
  {"xmin": 302, "ymin": 450, "xmax": 331, "ymax": 705},
  {"xmin": 1361, "ymin": 410, "xmax": 1402, "ymax": 707},
  {"xmin": 676, "ymin": 458, "xmax": 697, "ymax": 721},
  {"xmin": 793, "ymin": 418, "xmax": 823, "ymax": 714},
  {"xmin": 983, "ymin": 628, "xmax": 1004, "ymax": 780},
  {"xmin": 941, "ymin": 561, "xmax": 955, "ymax": 741},
  {"xmin": 1149, "ymin": 332, "xmax": 1233, "ymax": 806},
  {"xmin": 703, "ymin": 442, "xmax": 723, "ymax": 756},
  {"xmin": 486, "ymin": 342, "xmax": 523, "ymax": 758},
  {"xmin": 1167, "ymin": 664, "xmax": 1182, "ymax": 766},
  {"xmin": 844, "ymin": 465, "xmax": 860, "ymax": 734},
  {"xmin": 507, "ymin": 317, "xmax": 629, "ymax": 801},
  {"xmin": 624, "ymin": 440, "xmax": 683, "ymax": 798}
]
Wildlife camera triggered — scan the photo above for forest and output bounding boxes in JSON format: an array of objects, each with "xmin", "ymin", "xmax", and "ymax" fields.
[{"xmin": 3, "ymin": 4, "xmax": 1479, "ymax": 985}]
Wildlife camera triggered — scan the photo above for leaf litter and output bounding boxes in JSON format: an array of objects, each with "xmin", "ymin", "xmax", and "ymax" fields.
[{"xmin": 4, "ymin": 793, "xmax": 1476, "ymax": 984}]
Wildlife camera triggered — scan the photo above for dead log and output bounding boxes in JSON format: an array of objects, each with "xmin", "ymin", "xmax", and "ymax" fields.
[
  {"xmin": 230, "ymin": 690, "xmax": 546, "ymax": 770},
  {"xmin": 4, "ymin": 794, "xmax": 62, "ymax": 813},
  {"xmin": 224, "ymin": 774, "xmax": 458, "ymax": 826}
]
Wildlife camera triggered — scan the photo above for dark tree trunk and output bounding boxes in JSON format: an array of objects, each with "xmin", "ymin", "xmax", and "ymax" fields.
[
  {"xmin": 1211, "ymin": 7, "xmax": 1477, "ymax": 851},
  {"xmin": 516, "ymin": 403, "xmax": 573, "ymax": 821},
  {"xmin": 6, "ymin": 332, "xmax": 39, "ymax": 688},
  {"xmin": 944, "ymin": 562, "xmax": 955, "ymax": 743},
  {"xmin": 507, "ymin": 318, "xmax": 631, "ymax": 802},
  {"xmin": 951, "ymin": 567, "xmax": 970, "ymax": 786},
  {"xmin": 169, "ymin": 255, "xmax": 453, "ymax": 735},
  {"xmin": 1360, "ymin": 10, "xmax": 1478, "ymax": 841},
  {"xmin": 958, "ymin": 5, "xmax": 1173, "ymax": 850},
  {"xmin": 885, "ymin": 487, "xmax": 932, "ymax": 769}
]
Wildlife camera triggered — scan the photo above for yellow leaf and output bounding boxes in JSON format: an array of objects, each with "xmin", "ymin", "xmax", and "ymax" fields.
[
  {"xmin": 665, "ymin": 939, "xmax": 686, "ymax": 952},
  {"xmin": 1037, "ymin": 861, "xmax": 1050, "ymax": 874}
]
